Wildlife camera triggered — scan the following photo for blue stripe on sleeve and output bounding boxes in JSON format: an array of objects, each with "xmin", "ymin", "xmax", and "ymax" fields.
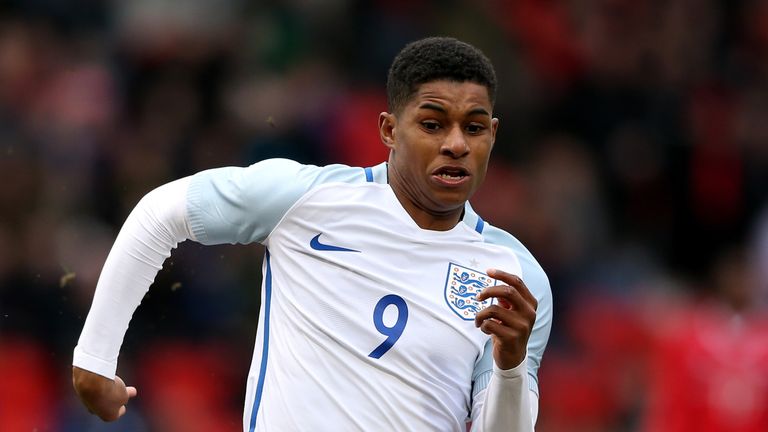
[
  {"xmin": 364, "ymin": 167, "xmax": 374, "ymax": 182},
  {"xmin": 249, "ymin": 250, "xmax": 273, "ymax": 431}
]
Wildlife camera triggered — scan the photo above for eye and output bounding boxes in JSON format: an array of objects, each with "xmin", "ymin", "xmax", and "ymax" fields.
[
  {"xmin": 466, "ymin": 123, "xmax": 486, "ymax": 134},
  {"xmin": 421, "ymin": 121, "xmax": 440, "ymax": 131}
]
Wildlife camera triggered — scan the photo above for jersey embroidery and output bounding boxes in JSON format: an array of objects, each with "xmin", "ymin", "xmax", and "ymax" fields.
[{"xmin": 443, "ymin": 263, "xmax": 498, "ymax": 320}]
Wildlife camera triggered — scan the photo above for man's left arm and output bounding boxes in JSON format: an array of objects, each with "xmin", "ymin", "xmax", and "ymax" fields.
[{"xmin": 470, "ymin": 268, "xmax": 552, "ymax": 431}]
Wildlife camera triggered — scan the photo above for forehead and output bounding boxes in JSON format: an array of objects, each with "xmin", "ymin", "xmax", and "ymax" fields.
[{"xmin": 406, "ymin": 80, "xmax": 493, "ymax": 113}]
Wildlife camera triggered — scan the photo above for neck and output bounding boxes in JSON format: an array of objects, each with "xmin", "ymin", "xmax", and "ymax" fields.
[{"xmin": 388, "ymin": 176, "xmax": 464, "ymax": 231}]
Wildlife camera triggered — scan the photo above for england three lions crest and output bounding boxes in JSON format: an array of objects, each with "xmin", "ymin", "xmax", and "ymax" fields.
[{"xmin": 444, "ymin": 263, "xmax": 499, "ymax": 320}]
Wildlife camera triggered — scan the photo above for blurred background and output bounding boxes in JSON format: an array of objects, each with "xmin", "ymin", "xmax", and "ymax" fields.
[{"xmin": 0, "ymin": 0, "xmax": 767, "ymax": 431}]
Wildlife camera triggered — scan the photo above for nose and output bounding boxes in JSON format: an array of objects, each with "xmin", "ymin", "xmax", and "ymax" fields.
[{"xmin": 440, "ymin": 125, "xmax": 469, "ymax": 158}]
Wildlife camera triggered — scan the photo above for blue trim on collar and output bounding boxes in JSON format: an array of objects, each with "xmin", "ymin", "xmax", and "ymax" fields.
[{"xmin": 474, "ymin": 216, "xmax": 485, "ymax": 234}]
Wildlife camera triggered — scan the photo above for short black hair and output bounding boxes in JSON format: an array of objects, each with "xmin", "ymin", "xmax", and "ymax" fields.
[{"xmin": 386, "ymin": 37, "xmax": 497, "ymax": 114}]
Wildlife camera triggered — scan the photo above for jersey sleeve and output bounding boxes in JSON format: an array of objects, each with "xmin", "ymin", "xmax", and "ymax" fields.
[
  {"xmin": 73, "ymin": 177, "xmax": 194, "ymax": 378},
  {"xmin": 473, "ymin": 224, "xmax": 553, "ymax": 397},
  {"xmin": 469, "ymin": 358, "xmax": 537, "ymax": 431},
  {"xmin": 73, "ymin": 159, "xmax": 367, "ymax": 378},
  {"xmin": 186, "ymin": 158, "xmax": 365, "ymax": 245}
]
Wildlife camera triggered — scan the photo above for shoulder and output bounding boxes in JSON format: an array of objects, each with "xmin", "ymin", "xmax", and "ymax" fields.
[
  {"xmin": 478, "ymin": 222, "xmax": 551, "ymax": 305},
  {"xmin": 186, "ymin": 159, "xmax": 380, "ymax": 245},
  {"xmin": 480, "ymin": 225, "xmax": 544, "ymax": 274},
  {"xmin": 201, "ymin": 158, "xmax": 368, "ymax": 187},
  {"xmin": 463, "ymin": 203, "xmax": 549, "ymax": 291},
  {"xmin": 189, "ymin": 158, "xmax": 372, "ymax": 204}
]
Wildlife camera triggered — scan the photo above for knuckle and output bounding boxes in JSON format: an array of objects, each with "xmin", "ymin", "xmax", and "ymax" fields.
[
  {"xmin": 529, "ymin": 303, "xmax": 539, "ymax": 318},
  {"xmin": 523, "ymin": 303, "xmax": 535, "ymax": 317},
  {"xmin": 513, "ymin": 316, "xmax": 532, "ymax": 331},
  {"xmin": 479, "ymin": 322, "xmax": 493, "ymax": 334},
  {"xmin": 488, "ymin": 305, "xmax": 504, "ymax": 317}
]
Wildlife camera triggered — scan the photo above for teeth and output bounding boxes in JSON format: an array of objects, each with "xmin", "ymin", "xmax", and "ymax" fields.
[{"xmin": 438, "ymin": 173, "xmax": 464, "ymax": 179}]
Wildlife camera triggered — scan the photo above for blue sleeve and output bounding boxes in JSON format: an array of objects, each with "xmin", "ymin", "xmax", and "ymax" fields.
[
  {"xmin": 186, "ymin": 158, "xmax": 365, "ymax": 245},
  {"xmin": 472, "ymin": 224, "xmax": 553, "ymax": 397},
  {"xmin": 471, "ymin": 339, "xmax": 494, "ymax": 401}
]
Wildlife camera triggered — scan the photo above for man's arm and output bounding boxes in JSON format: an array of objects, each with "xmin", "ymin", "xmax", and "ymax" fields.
[
  {"xmin": 72, "ymin": 177, "xmax": 193, "ymax": 420},
  {"xmin": 470, "ymin": 269, "xmax": 540, "ymax": 431},
  {"xmin": 72, "ymin": 159, "xmax": 361, "ymax": 421},
  {"xmin": 469, "ymin": 362, "xmax": 538, "ymax": 431}
]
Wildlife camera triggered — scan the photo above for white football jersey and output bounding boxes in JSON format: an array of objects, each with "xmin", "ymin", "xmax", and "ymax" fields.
[{"xmin": 186, "ymin": 159, "xmax": 552, "ymax": 432}]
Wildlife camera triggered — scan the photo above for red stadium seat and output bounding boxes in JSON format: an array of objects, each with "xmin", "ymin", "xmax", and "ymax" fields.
[
  {"xmin": 136, "ymin": 342, "xmax": 242, "ymax": 432},
  {"xmin": 0, "ymin": 338, "xmax": 56, "ymax": 431}
]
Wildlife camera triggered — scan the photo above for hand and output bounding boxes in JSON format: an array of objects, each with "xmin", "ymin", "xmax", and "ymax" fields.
[
  {"xmin": 72, "ymin": 366, "xmax": 137, "ymax": 421},
  {"xmin": 474, "ymin": 269, "xmax": 538, "ymax": 370}
]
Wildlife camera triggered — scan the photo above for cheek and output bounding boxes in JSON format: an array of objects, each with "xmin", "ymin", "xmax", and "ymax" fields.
[
  {"xmin": 474, "ymin": 143, "xmax": 493, "ymax": 164},
  {"xmin": 391, "ymin": 127, "xmax": 409, "ymax": 154},
  {"xmin": 472, "ymin": 148, "xmax": 493, "ymax": 179},
  {"xmin": 393, "ymin": 130, "xmax": 425, "ymax": 161},
  {"xmin": 390, "ymin": 132, "xmax": 419, "ymax": 173}
]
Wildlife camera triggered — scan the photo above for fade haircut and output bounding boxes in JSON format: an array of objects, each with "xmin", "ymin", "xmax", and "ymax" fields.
[{"xmin": 387, "ymin": 37, "xmax": 497, "ymax": 114}]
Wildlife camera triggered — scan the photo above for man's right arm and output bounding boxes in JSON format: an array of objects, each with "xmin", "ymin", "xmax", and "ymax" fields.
[
  {"xmin": 73, "ymin": 177, "xmax": 193, "ymax": 379},
  {"xmin": 72, "ymin": 158, "xmax": 362, "ymax": 420},
  {"xmin": 73, "ymin": 159, "xmax": 312, "ymax": 383},
  {"xmin": 72, "ymin": 176, "xmax": 194, "ymax": 419}
]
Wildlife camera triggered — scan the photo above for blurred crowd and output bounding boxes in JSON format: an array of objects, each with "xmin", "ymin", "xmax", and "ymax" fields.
[{"xmin": 0, "ymin": 0, "xmax": 766, "ymax": 431}]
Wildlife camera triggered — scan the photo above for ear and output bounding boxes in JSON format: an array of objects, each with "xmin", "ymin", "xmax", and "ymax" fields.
[
  {"xmin": 378, "ymin": 112, "xmax": 396, "ymax": 150},
  {"xmin": 490, "ymin": 117, "xmax": 499, "ymax": 150}
]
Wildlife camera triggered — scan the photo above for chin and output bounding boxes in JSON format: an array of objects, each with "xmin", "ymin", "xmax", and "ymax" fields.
[{"xmin": 432, "ymin": 193, "xmax": 470, "ymax": 212}]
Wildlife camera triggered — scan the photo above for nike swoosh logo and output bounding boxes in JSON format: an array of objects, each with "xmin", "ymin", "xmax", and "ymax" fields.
[{"xmin": 310, "ymin": 233, "xmax": 360, "ymax": 252}]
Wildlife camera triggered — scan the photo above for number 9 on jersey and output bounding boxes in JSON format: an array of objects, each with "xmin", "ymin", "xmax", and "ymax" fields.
[{"xmin": 368, "ymin": 294, "xmax": 409, "ymax": 359}]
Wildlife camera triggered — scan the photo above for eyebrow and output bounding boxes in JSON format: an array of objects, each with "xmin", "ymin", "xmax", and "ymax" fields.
[{"xmin": 417, "ymin": 102, "xmax": 490, "ymax": 117}]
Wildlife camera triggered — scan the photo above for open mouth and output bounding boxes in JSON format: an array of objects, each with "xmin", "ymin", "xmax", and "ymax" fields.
[{"xmin": 432, "ymin": 166, "xmax": 470, "ymax": 184}]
